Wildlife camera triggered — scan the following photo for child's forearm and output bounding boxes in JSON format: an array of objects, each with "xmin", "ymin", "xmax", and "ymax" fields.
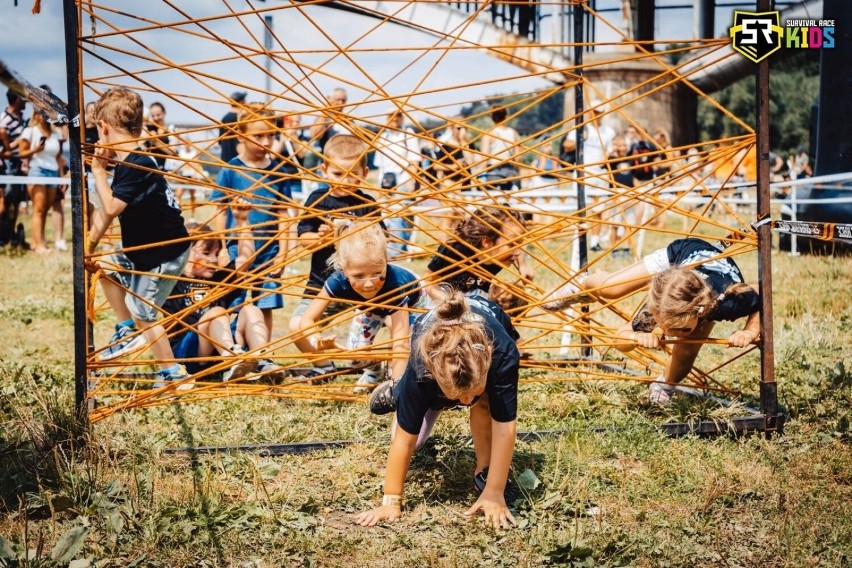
[
  {"xmin": 383, "ymin": 430, "xmax": 418, "ymax": 497},
  {"xmin": 484, "ymin": 420, "xmax": 517, "ymax": 495},
  {"xmin": 87, "ymin": 208, "xmax": 114, "ymax": 252}
]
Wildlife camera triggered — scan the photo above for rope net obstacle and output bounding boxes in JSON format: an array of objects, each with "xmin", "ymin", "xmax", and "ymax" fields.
[{"xmin": 78, "ymin": 1, "xmax": 763, "ymax": 423}]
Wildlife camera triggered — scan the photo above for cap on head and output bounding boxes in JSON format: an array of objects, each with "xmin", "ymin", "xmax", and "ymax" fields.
[{"xmin": 231, "ymin": 91, "xmax": 248, "ymax": 104}]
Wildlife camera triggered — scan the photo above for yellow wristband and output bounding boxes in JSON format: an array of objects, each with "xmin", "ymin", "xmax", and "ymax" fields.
[{"xmin": 382, "ymin": 494, "xmax": 402, "ymax": 508}]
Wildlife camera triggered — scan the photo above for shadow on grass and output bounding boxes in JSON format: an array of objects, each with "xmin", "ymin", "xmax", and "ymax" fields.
[{"xmin": 170, "ymin": 402, "xmax": 226, "ymax": 566}]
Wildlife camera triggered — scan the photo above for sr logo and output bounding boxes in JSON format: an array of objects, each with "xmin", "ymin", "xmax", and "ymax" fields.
[{"xmin": 729, "ymin": 11, "xmax": 783, "ymax": 63}]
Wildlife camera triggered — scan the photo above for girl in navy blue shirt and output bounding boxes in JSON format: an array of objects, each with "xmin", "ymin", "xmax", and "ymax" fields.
[
  {"xmin": 543, "ymin": 238, "xmax": 761, "ymax": 405},
  {"xmin": 295, "ymin": 222, "xmax": 422, "ymax": 391},
  {"xmin": 355, "ymin": 292, "xmax": 521, "ymax": 529}
]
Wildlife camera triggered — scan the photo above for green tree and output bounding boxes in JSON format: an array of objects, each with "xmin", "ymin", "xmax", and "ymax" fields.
[{"xmin": 697, "ymin": 50, "xmax": 820, "ymax": 156}]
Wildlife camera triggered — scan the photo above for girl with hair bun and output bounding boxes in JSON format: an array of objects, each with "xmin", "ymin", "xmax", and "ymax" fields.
[
  {"xmin": 542, "ymin": 237, "xmax": 761, "ymax": 405},
  {"xmin": 295, "ymin": 221, "xmax": 422, "ymax": 390},
  {"xmin": 355, "ymin": 291, "xmax": 521, "ymax": 529}
]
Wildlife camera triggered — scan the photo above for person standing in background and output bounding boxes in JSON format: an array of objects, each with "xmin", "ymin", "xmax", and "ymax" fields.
[{"xmin": 219, "ymin": 91, "xmax": 246, "ymax": 165}]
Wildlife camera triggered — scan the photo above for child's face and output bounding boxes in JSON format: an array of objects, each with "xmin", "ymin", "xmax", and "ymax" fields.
[
  {"xmin": 660, "ymin": 314, "xmax": 699, "ymax": 338},
  {"xmin": 186, "ymin": 241, "xmax": 220, "ymax": 279},
  {"xmin": 482, "ymin": 219, "xmax": 525, "ymax": 266},
  {"xmin": 322, "ymin": 157, "xmax": 367, "ymax": 195},
  {"xmin": 241, "ymin": 120, "xmax": 275, "ymax": 159},
  {"xmin": 343, "ymin": 255, "xmax": 387, "ymax": 300},
  {"xmin": 612, "ymin": 137, "xmax": 628, "ymax": 157}
]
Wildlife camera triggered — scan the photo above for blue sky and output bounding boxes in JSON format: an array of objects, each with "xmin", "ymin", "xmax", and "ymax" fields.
[{"xmin": 0, "ymin": 1, "xmax": 737, "ymax": 125}]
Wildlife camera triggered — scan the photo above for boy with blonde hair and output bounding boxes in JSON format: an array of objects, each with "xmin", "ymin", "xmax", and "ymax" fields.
[
  {"xmin": 211, "ymin": 104, "xmax": 294, "ymax": 343},
  {"xmin": 88, "ymin": 87, "xmax": 191, "ymax": 387}
]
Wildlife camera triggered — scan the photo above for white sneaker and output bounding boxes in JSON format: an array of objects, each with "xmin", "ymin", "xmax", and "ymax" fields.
[
  {"xmin": 353, "ymin": 370, "xmax": 382, "ymax": 394},
  {"xmin": 221, "ymin": 347, "xmax": 257, "ymax": 382},
  {"xmin": 55, "ymin": 239, "xmax": 68, "ymax": 252},
  {"xmin": 648, "ymin": 379, "xmax": 676, "ymax": 406}
]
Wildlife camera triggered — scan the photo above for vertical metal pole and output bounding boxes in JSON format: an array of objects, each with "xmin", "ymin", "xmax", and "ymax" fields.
[
  {"xmin": 574, "ymin": 1, "xmax": 586, "ymax": 266},
  {"xmin": 755, "ymin": 0, "xmax": 777, "ymax": 428},
  {"xmin": 263, "ymin": 15, "xmax": 273, "ymax": 99},
  {"xmin": 573, "ymin": 1, "xmax": 592, "ymax": 359},
  {"xmin": 63, "ymin": 0, "xmax": 88, "ymax": 425}
]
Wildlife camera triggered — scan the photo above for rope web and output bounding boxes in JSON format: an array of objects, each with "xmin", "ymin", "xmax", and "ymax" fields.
[{"xmin": 79, "ymin": 0, "xmax": 761, "ymax": 423}]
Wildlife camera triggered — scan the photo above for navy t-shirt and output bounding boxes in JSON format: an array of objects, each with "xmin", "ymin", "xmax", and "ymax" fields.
[
  {"xmin": 394, "ymin": 297, "xmax": 521, "ymax": 435},
  {"xmin": 426, "ymin": 240, "xmax": 505, "ymax": 294},
  {"xmin": 112, "ymin": 151, "xmax": 188, "ymax": 270},
  {"xmin": 162, "ymin": 270, "xmax": 241, "ymax": 348},
  {"xmin": 323, "ymin": 264, "xmax": 421, "ymax": 318},
  {"xmin": 632, "ymin": 238, "xmax": 761, "ymax": 332},
  {"xmin": 296, "ymin": 188, "xmax": 384, "ymax": 292}
]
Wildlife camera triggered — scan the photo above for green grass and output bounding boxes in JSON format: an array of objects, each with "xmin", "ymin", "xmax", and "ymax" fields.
[{"xmin": 1, "ymin": 239, "xmax": 851, "ymax": 566}]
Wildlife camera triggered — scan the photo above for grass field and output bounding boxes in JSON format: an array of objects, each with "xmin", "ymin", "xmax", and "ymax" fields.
[{"xmin": 1, "ymin": 230, "xmax": 851, "ymax": 567}]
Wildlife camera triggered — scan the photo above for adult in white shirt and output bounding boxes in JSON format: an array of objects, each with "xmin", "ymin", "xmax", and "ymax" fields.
[
  {"xmin": 561, "ymin": 100, "xmax": 616, "ymax": 251},
  {"xmin": 19, "ymin": 111, "xmax": 64, "ymax": 254},
  {"xmin": 373, "ymin": 108, "xmax": 420, "ymax": 256}
]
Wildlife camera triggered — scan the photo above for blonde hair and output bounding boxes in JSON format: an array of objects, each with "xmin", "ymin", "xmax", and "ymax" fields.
[
  {"xmin": 418, "ymin": 291, "xmax": 492, "ymax": 400},
  {"xmin": 328, "ymin": 222, "xmax": 388, "ymax": 271},
  {"xmin": 647, "ymin": 267, "xmax": 752, "ymax": 330},
  {"xmin": 324, "ymin": 134, "xmax": 368, "ymax": 168},
  {"xmin": 236, "ymin": 104, "xmax": 276, "ymax": 134},
  {"xmin": 94, "ymin": 88, "xmax": 144, "ymax": 136}
]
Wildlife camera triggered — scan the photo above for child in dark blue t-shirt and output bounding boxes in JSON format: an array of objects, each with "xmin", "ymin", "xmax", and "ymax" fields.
[
  {"xmin": 355, "ymin": 292, "xmax": 521, "ymax": 529},
  {"xmin": 87, "ymin": 88, "xmax": 191, "ymax": 388},
  {"xmin": 295, "ymin": 222, "xmax": 422, "ymax": 391},
  {"xmin": 543, "ymin": 237, "xmax": 761, "ymax": 405}
]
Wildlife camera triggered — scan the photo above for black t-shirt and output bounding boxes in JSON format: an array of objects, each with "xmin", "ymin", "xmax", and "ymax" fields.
[
  {"xmin": 426, "ymin": 240, "xmax": 505, "ymax": 294},
  {"xmin": 394, "ymin": 296, "xmax": 521, "ymax": 435},
  {"xmin": 162, "ymin": 270, "xmax": 240, "ymax": 347},
  {"xmin": 608, "ymin": 152, "xmax": 634, "ymax": 189},
  {"xmin": 112, "ymin": 152, "xmax": 188, "ymax": 270},
  {"xmin": 632, "ymin": 238, "xmax": 761, "ymax": 332},
  {"xmin": 628, "ymin": 140, "xmax": 659, "ymax": 182},
  {"xmin": 296, "ymin": 188, "xmax": 384, "ymax": 292},
  {"xmin": 219, "ymin": 110, "xmax": 239, "ymax": 164}
]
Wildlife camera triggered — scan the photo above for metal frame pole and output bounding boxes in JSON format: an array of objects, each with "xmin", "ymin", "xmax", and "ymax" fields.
[
  {"xmin": 755, "ymin": 0, "xmax": 779, "ymax": 431},
  {"xmin": 63, "ymin": 0, "xmax": 88, "ymax": 425}
]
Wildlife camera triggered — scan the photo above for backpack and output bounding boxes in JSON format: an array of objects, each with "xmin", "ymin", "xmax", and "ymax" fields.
[{"xmin": 630, "ymin": 140, "xmax": 654, "ymax": 176}]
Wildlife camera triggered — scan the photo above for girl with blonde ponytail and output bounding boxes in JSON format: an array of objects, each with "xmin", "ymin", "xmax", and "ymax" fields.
[
  {"xmin": 355, "ymin": 291, "xmax": 522, "ymax": 530},
  {"xmin": 543, "ymin": 238, "xmax": 761, "ymax": 405}
]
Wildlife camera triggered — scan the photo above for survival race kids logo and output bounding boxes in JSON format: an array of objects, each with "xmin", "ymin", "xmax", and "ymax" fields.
[{"xmin": 729, "ymin": 11, "xmax": 836, "ymax": 63}]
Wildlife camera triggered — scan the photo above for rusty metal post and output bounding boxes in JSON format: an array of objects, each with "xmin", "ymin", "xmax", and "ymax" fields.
[{"xmin": 755, "ymin": 0, "xmax": 778, "ymax": 430}]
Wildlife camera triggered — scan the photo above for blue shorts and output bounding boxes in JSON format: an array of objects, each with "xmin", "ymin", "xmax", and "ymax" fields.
[
  {"xmin": 171, "ymin": 318, "xmax": 239, "ymax": 374},
  {"xmin": 226, "ymin": 244, "xmax": 283, "ymax": 310}
]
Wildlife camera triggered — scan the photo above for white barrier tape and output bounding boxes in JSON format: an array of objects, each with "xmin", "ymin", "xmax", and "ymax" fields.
[{"xmin": 0, "ymin": 175, "xmax": 71, "ymax": 185}]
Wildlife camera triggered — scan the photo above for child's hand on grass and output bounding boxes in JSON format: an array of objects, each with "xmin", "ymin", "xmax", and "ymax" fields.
[
  {"xmin": 353, "ymin": 504, "xmax": 401, "ymax": 527},
  {"xmin": 465, "ymin": 493, "xmax": 517, "ymax": 530}
]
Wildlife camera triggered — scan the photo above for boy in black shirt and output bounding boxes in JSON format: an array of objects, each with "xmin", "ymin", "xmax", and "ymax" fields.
[
  {"xmin": 88, "ymin": 88, "xmax": 191, "ymax": 388},
  {"xmin": 288, "ymin": 134, "xmax": 385, "ymax": 379}
]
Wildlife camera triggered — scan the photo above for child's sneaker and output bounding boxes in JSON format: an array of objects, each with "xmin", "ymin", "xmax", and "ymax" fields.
[
  {"xmin": 304, "ymin": 364, "xmax": 336, "ymax": 385},
  {"xmin": 254, "ymin": 358, "xmax": 284, "ymax": 382},
  {"xmin": 473, "ymin": 467, "xmax": 519, "ymax": 503},
  {"xmin": 353, "ymin": 369, "xmax": 382, "ymax": 394},
  {"xmin": 368, "ymin": 378, "xmax": 398, "ymax": 415},
  {"xmin": 55, "ymin": 239, "xmax": 69, "ymax": 252},
  {"xmin": 221, "ymin": 346, "xmax": 257, "ymax": 382},
  {"xmin": 648, "ymin": 378, "xmax": 676, "ymax": 406},
  {"xmin": 99, "ymin": 324, "xmax": 147, "ymax": 361},
  {"xmin": 542, "ymin": 276, "xmax": 593, "ymax": 311},
  {"xmin": 153, "ymin": 364, "xmax": 194, "ymax": 391}
]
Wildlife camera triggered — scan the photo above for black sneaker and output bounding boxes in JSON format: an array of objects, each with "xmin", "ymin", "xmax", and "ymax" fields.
[
  {"xmin": 368, "ymin": 379, "xmax": 398, "ymax": 415},
  {"xmin": 304, "ymin": 364, "xmax": 336, "ymax": 385},
  {"xmin": 474, "ymin": 467, "xmax": 519, "ymax": 503}
]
